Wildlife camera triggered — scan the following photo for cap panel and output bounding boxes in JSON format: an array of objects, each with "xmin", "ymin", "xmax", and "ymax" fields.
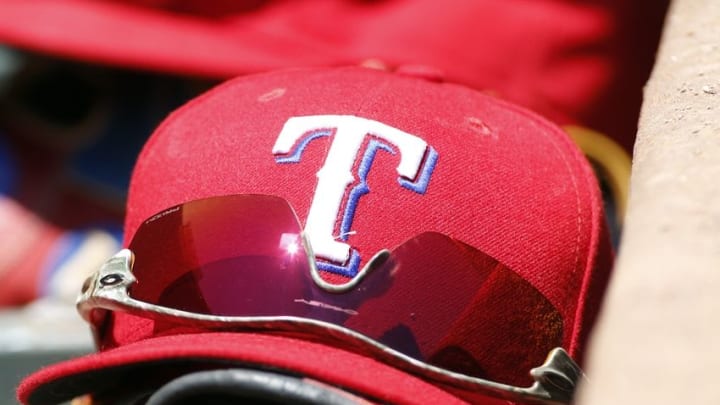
[{"xmin": 125, "ymin": 67, "xmax": 602, "ymax": 348}]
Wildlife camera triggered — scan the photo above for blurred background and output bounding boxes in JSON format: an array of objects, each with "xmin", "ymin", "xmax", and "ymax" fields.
[
  {"xmin": 0, "ymin": 43, "xmax": 215, "ymax": 405},
  {"xmin": 0, "ymin": 1, "xmax": 670, "ymax": 404}
]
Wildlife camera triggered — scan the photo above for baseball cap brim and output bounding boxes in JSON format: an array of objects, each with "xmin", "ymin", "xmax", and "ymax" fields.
[{"xmin": 17, "ymin": 331, "xmax": 480, "ymax": 405}]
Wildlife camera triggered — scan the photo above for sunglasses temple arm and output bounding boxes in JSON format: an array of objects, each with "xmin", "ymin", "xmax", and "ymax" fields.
[{"xmin": 523, "ymin": 347, "xmax": 585, "ymax": 404}]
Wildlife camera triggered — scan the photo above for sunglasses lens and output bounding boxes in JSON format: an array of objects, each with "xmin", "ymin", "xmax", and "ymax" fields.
[
  {"xmin": 126, "ymin": 196, "xmax": 562, "ymax": 388},
  {"xmin": 128, "ymin": 195, "xmax": 311, "ymax": 316},
  {"xmin": 322, "ymin": 232, "xmax": 563, "ymax": 387}
]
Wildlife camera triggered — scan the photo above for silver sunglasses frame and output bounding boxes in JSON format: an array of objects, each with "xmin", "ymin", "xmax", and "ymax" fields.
[{"xmin": 78, "ymin": 249, "xmax": 584, "ymax": 405}]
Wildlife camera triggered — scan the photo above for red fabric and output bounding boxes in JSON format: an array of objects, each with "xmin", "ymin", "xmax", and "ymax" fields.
[
  {"xmin": 17, "ymin": 66, "xmax": 613, "ymax": 404},
  {"xmin": 0, "ymin": 0, "xmax": 669, "ymax": 151},
  {"xmin": 17, "ymin": 332, "xmax": 473, "ymax": 405},
  {"xmin": 126, "ymin": 67, "xmax": 607, "ymax": 347},
  {"xmin": 0, "ymin": 196, "xmax": 62, "ymax": 306}
]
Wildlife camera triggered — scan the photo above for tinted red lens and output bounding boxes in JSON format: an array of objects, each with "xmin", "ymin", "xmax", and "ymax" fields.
[
  {"xmin": 336, "ymin": 232, "xmax": 563, "ymax": 387},
  {"xmin": 128, "ymin": 195, "xmax": 562, "ymax": 387},
  {"xmin": 128, "ymin": 195, "xmax": 311, "ymax": 316}
]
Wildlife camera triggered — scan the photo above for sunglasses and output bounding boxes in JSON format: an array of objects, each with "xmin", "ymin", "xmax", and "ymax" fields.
[{"xmin": 78, "ymin": 194, "xmax": 583, "ymax": 404}]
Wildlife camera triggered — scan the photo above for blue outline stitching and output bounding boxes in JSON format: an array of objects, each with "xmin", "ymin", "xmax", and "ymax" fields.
[
  {"xmin": 274, "ymin": 129, "xmax": 332, "ymax": 163},
  {"xmin": 273, "ymin": 127, "xmax": 438, "ymax": 279},
  {"xmin": 317, "ymin": 250, "xmax": 362, "ymax": 278},
  {"xmin": 399, "ymin": 146, "xmax": 438, "ymax": 193},
  {"xmin": 320, "ymin": 139, "xmax": 395, "ymax": 277}
]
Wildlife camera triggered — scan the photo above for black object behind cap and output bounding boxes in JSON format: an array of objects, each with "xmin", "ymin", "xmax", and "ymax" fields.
[{"xmin": 145, "ymin": 368, "xmax": 369, "ymax": 405}]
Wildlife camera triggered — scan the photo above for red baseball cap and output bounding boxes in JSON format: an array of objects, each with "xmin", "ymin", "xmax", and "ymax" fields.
[{"xmin": 17, "ymin": 66, "xmax": 613, "ymax": 404}]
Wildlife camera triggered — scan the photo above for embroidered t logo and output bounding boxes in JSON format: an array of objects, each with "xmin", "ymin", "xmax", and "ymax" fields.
[{"xmin": 273, "ymin": 115, "xmax": 438, "ymax": 277}]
